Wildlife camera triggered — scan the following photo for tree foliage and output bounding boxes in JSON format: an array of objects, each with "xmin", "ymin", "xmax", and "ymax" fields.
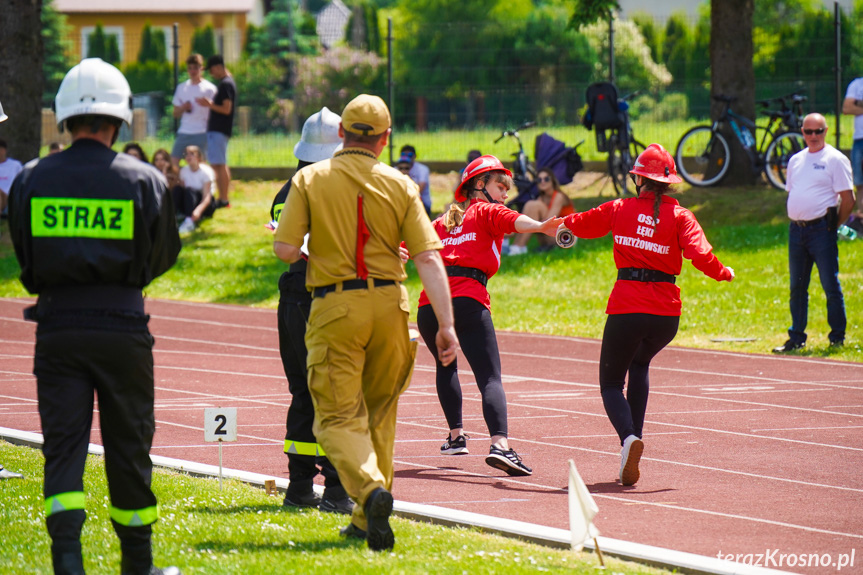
[
  {"xmin": 138, "ymin": 22, "xmax": 167, "ymax": 64},
  {"xmin": 42, "ymin": 0, "xmax": 75, "ymax": 103},
  {"xmin": 191, "ymin": 25, "xmax": 217, "ymax": 60},
  {"xmin": 569, "ymin": 0, "xmax": 620, "ymax": 30},
  {"xmin": 87, "ymin": 23, "xmax": 120, "ymax": 65}
]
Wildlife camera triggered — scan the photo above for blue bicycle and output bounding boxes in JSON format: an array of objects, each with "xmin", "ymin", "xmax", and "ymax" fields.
[{"xmin": 675, "ymin": 94, "xmax": 806, "ymax": 188}]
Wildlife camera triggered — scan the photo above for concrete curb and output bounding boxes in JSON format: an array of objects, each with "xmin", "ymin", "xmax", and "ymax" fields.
[{"xmin": 1, "ymin": 427, "xmax": 791, "ymax": 575}]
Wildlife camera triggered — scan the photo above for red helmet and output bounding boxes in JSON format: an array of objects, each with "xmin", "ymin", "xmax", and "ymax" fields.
[
  {"xmin": 454, "ymin": 154, "xmax": 513, "ymax": 202},
  {"xmin": 629, "ymin": 143, "xmax": 683, "ymax": 184}
]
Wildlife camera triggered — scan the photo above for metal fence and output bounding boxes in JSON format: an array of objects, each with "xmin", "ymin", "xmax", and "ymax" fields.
[{"xmin": 49, "ymin": 7, "xmax": 860, "ymax": 167}]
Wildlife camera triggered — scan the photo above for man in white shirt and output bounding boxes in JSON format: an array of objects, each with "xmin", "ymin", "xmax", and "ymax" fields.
[
  {"xmin": 400, "ymin": 145, "xmax": 431, "ymax": 216},
  {"xmin": 0, "ymin": 137, "xmax": 24, "ymax": 217},
  {"xmin": 841, "ymin": 77, "xmax": 863, "ymax": 219},
  {"xmin": 171, "ymin": 53, "xmax": 217, "ymax": 169},
  {"xmin": 773, "ymin": 113, "xmax": 855, "ymax": 353}
]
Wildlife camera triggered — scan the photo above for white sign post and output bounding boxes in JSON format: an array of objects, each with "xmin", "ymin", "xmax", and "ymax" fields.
[{"xmin": 204, "ymin": 408, "xmax": 237, "ymax": 491}]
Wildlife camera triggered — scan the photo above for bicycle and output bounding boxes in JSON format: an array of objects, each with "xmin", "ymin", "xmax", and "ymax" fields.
[
  {"xmin": 675, "ymin": 93, "xmax": 806, "ymax": 189},
  {"xmin": 598, "ymin": 91, "xmax": 646, "ymax": 196},
  {"xmin": 494, "ymin": 121, "xmax": 536, "ymax": 210}
]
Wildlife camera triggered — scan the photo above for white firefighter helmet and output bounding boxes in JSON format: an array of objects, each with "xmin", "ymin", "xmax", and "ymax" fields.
[{"xmin": 54, "ymin": 58, "xmax": 133, "ymax": 128}]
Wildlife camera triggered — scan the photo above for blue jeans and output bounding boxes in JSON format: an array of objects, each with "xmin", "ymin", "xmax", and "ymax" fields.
[{"xmin": 788, "ymin": 219, "xmax": 846, "ymax": 344}]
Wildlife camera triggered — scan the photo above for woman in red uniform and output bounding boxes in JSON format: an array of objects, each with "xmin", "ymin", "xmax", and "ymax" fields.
[
  {"xmin": 558, "ymin": 144, "xmax": 735, "ymax": 486},
  {"xmin": 415, "ymin": 155, "xmax": 562, "ymax": 476}
]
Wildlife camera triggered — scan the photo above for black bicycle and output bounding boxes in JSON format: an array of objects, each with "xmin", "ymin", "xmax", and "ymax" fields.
[
  {"xmin": 600, "ymin": 92, "xmax": 646, "ymax": 196},
  {"xmin": 675, "ymin": 93, "xmax": 806, "ymax": 189},
  {"xmin": 494, "ymin": 121, "xmax": 536, "ymax": 207}
]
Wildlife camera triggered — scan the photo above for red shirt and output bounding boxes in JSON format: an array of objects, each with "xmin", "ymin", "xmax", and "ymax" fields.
[
  {"xmin": 562, "ymin": 192, "xmax": 732, "ymax": 316},
  {"xmin": 418, "ymin": 199, "xmax": 520, "ymax": 310}
]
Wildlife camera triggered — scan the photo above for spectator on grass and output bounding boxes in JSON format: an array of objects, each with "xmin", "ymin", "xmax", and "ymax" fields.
[
  {"xmin": 123, "ymin": 142, "xmax": 149, "ymax": 163},
  {"xmin": 176, "ymin": 145, "xmax": 215, "ymax": 233},
  {"xmin": 0, "ymin": 137, "xmax": 24, "ymax": 217},
  {"xmin": 508, "ymin": 167, "xmax": 574, "ymax": 255},
  {"xmin": 197, "ymin": 54, "xmax": 236, "ymax": 208},
  {"xmin": 273, "ymin": 94, "xmax": 458, "ymax": 552},
  {"xmin": 841, "ymin": 77, "xmax": 863, "ymax": 220},
  {"xmin": 772, "ymin": 113, "xmax": 855, "ymax": 353},
  {"xmin": 400, "ymin": 144, "xmax": 431, "ymax": 216},
  {"xmin": 413, "ymin": 154, "xmax": 561, "ymax": 478},
  {"xmin": 557, "ymin": 143, "xmax": 734, "ymax": 486},
  {"xmin": 152, "ymin": 148, "xmax": 172, "ymax": 176},
  {"xmin": 171, "ymin": 53, "xmax": 217, "ymax": 170}
]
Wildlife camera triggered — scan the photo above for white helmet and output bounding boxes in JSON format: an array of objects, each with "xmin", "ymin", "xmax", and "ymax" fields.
[
  {"xmin": 293, "ymin": 106, "xmax": 343, "ymax": 163},
  {"xmin": 0, "ymin": 100, "xmax": 7, "ymax": 123},
  {"xmin": 54, "ymin": 58, "xmax": 133, "ymax": 128}
]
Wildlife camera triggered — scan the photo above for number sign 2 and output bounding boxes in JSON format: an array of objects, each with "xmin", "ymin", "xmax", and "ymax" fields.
[{"xmin": 204, "ymin": 408, "xmax": 237, "ymax": 442}]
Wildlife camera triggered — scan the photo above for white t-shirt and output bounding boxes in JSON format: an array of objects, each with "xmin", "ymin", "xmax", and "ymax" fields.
[
  {"xmin": 785, "ymin": 144, "xmax": 853, "ymax": 221},
  {"xmin": 172, "ymin": 78, "xmax": 218, "ymax": 135},
  {"xmin": 844, "ymin": 78, "xmax": 863, "ymax": 140},
  {"xmin": 409, "ymin": 161, "xmax": 431, "ymax": 206},
  {"xmin": 180, "ymin": 164, "xmax": 214, "ymax": 193},
  {"xmin": 0, "ymin": 157, "xmax": 23, "ymax": 195}
]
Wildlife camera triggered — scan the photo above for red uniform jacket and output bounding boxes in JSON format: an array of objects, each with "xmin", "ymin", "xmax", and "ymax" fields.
[
  {"xmin": 562, "ymin": 192, "xmax": 732, "ymax": 316},
  {"xmin": 418, "ymin": 199, "xmax": 519, "ymax": 310}
]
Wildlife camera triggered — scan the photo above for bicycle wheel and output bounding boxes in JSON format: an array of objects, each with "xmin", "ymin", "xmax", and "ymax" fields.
[
  {"xmin": 675, "ymin": 126, "xmax": 730, "ymax": 186},
  {"xmin": 764, "ymin": 131, "xmax": 805, "ymax": 190},
  {"xmin": 608, "ymin": 144, "xmax": 629, "ymax": 195}
]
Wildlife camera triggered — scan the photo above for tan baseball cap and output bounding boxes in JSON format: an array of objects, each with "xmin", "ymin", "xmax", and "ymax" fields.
[{"xmin": 341, "ymin": 94, "xmax": 391, "ymax": 136}]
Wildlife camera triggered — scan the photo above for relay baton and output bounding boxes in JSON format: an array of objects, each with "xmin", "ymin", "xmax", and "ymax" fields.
[{"xmin": 556, "ymin": 226, "xmax": 576, "ymax": 248}]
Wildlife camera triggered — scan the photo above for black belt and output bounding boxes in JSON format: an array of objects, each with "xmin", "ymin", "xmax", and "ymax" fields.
[
  {"xmin": 617, "ymin": 267, "xmax": 676, "ymax": 284},
  {"xmin": 26, "ymin": 285, "xmax": 145, "ymax": 320},
  {"xmin": 446, "ymin": 266, "xmax": 488, "ymax": 287},
  {"xmin": 312, "ymin": 278, "xmax": 396, "ymax": 298},
  {"xmin": 791, "ymin": 215, "xmax": 827, "ymax": 227}
]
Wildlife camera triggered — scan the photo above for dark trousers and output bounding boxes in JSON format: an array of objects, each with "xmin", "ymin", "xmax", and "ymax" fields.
[
  {"xmin": 788, "ymin": 220, "xmax": 846, "ymax": 344},
  {"xmin": 417, "ymin": 297, "xmax": 508, "ymax": 437},
  {"xmin": 599, "ymin": 313, "xmax": 679, "ymax": 445},
  {"xmin": 172, "ymin": 186, "xmax": 215, "ymax": 220},
  {"xmin": 277, "ymin": 268, "xmax": 341, "ymax": 492},
  {"xmin": 34, "ymin": 315, "xmax": 157, "ymax": 561}
]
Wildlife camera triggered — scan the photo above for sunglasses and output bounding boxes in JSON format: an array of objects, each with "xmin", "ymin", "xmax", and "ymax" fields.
[
  {"xmin": 802, "ymin": 128, "xmax": 826, "ymax": 135},
  {"xmin": 538, "ymin": 176, "xmax": 551, "ymax": 183}
]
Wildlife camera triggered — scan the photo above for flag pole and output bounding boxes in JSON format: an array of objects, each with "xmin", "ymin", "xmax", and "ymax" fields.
[{"xmin": 593, "ymin": 538, "xmax": 605, "ymax": 567}]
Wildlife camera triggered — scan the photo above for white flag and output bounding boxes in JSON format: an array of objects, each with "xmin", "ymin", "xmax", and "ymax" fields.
[{"xmin": 568, "ymin": 459, "xmax": 600, "ymax": 552}]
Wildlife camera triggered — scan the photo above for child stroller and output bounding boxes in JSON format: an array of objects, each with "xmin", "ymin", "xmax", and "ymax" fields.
[{"xmin": 506, "ymin": 132, "xmax": 583, "ymax": 213}]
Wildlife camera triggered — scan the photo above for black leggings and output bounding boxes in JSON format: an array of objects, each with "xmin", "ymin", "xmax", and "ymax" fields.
[
  {"xmin": 417, "ymin": 297, "xmax": 508, "ymax": 437},
  {"xmin": 599, "ymin": 313, "xmax": 679, "ymax": 445}
]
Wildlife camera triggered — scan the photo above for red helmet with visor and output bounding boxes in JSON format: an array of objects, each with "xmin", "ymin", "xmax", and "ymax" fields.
[
  {"xmin": 629, "ymin": 143, "xmax": 683, "ymax": 184},
  {"xmin": 454, "ymin": 154, "xmax": 513, "ymax": 202}
]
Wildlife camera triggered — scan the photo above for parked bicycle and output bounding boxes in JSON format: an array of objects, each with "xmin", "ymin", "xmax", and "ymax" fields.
[
  {"xmin": 675, "ymin": 93, "xmax": 806, "ymax": 189},
  {"xmin": 495, "ymin": 121, "xmax": 537, "ymax": 188},
  {"xmin": 583, "ymin": 82, "xmax": 646, "ymax": 196}
]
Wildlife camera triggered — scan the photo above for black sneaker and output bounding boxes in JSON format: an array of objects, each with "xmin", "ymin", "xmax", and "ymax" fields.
[
  {"xmin": 319, "ymin": 494, "xmax": 354, "ymax": 515},
  {"xmin": 772, "ymin": 340, "xmax": 805, "ymax": 353},
  {"xmin": 440, "ymin": 433, "xmax": 469, "ymax": 455},
  {"xmin": 364, "ymin": 487, "xmax": 394, "ymax": 551},
  {"xmin": 214, "ymin": 199, "xmax": 231, "ymax": 209},
  {"xmin": 282, "ymin": 489, "xmax": 321, "ymax": 508},
  {"xmin": 485, "ymin": 445, "xmax": 532, "ymax": 476},
  {"xmin": 829, "ymin": 339, "xmax": 845, "ymax": 348},
  {"xmin": 339, "ymin": 523, "xmax": 367, "ymax": 540}
]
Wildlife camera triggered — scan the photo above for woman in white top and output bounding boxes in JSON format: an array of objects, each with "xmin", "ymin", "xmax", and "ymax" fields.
[{"xmin": 177, "ymin": 145, "xmax": 215, "ymax": 233}]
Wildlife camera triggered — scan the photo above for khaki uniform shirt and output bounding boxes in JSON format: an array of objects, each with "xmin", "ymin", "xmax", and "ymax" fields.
[{"xmin": 277, "ymin": 148, "xmax": 442, "ymax": 288}]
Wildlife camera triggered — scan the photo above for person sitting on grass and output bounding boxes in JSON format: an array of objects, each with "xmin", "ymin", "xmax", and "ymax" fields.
[
  {"xmin": 508, "ymin": 167, "xmax": 574, "ymax": 255},
  {"xmin": 176, "ymin": 145, "xmax": 215, "ymax": 233}
]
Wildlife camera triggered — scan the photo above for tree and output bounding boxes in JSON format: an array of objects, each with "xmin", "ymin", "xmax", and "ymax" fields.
[
  {"xmin": 88, "ymin": 23, "xmax": 121, "ymax": 65},
  {"xmin": 42, "ymin": 0, "xmax": 74, "ymax": 104},
  {"xmin": 711, "ymin": 0, "xmax": 756, "ymax": 185},
  {"xmin": 138, "ymin": 22, "xmax": 167, "ymax": 64},
  {"xmin": 0, "ymin": 0, "xmax": 44, "ymax": 162},
  {"xmin": 191, "ymin": 25, "xmax": 217, "ymax": 60}
]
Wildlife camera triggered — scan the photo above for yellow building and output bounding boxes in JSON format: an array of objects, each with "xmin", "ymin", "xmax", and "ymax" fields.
[{"xmin": 54, "ymin": 0, "xmax": 256, "ymax": 65}]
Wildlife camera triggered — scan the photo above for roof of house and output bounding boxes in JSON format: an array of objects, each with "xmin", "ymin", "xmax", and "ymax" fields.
[{"xmin": 54, "ymin": 0, "xmax": 255, "ymax": 13}]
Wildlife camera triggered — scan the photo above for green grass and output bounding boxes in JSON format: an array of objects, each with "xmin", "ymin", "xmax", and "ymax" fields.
[
  {"xmin": 1, "ymin": 172, "xmax": 860, "ymax": 361},
  {"xmin": 82, "ymin": 113, "xmax": 861, "ymax": 167},
  {"xmin": 0, "ymin": 441, "xmax": 669, "ymax": 575}
]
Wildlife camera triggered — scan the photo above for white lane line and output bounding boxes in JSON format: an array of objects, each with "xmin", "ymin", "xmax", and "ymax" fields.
[
  {"xmin": 157, "ymin": 365, "xmax": 286, "ymax": 380},
  {"xmin": 543, "ymin": 432, "xmax": 692, "ymax": 439},
  {"xmin": 152, "ymin": 443, "xmax": 275, "ymax": 449},
  {"xmin": 155, "ymin": 335, "xmax": 276, "ymax": 353},
  {"xmin": 652, "ymin": 409, "xmax": 768, "ymax": 415},
  {"xmin": 147, "ymin": 299, "xmax": 274, "ymax": 314},
  {"xmin": 150, "ymin": 314, "xmax": 277, "ymax": 332},
  {"xmin": 391, "ymin": 457, "xmax": 863, "ymax": 540},
  {"xmin": 0, "ymin": 395, "xmax": 37, "ymax": 404},
  {"xmin": 155, "ymin": 349, "xmax": 281, "ymax": 361},
  {"xmin": 396, "ymin": 419, "xmax": 863, "ymax": 493},
  {"xmin": 750, "ymin": 425, "xmax": 863, "ymax": 432},
  {"xmin": 154, "ymin": 419, "xmax": 282, "ymax": 445},
  {"xmin": 153, "ymin": 385, "xmax": 288, "ymax": 408}
]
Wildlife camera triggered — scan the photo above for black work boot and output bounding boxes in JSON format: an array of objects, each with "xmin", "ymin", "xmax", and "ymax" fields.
[
  {"xmin": 364, "ymin": 487, "xmax": 394, "ymax": 552},
  {"xmin": 51, "ymin": 543, "xmax": 85, "ymax": 575}
]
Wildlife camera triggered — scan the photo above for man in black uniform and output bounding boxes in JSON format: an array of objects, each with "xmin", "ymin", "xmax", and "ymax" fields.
[
  {"xmin": 9, "ymin": 59, "xmax": 182, "ymax": 575},
  {"xmin": 270, "ymin": 107, "xmax": 352, "ymax": 514}
]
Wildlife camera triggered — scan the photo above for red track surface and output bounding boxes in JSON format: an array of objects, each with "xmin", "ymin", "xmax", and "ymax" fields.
[{"xmin": 2, "ymin": 297, "xmax": 861, "ymax": 575}]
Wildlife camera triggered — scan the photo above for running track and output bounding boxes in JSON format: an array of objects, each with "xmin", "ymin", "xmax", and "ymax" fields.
[{"xmin": 1, "ymin": 297, "xmax": 860, "ymax": 575}]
